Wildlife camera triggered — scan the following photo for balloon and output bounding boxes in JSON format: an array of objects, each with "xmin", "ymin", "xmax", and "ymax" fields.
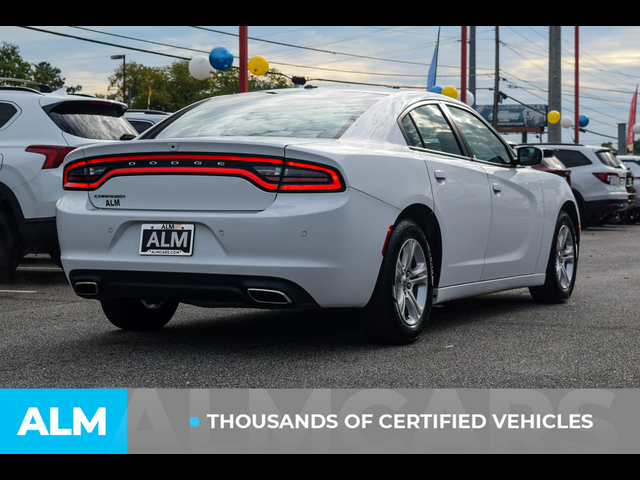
[
  {"xmin": 547, "ymin": 110, "xmax": 561, "ymax": 124},
  {"xmin": 248, "ymin": 55, "xmax": 269, "ymax": 76},
  {"xmin": 560, "ymin": 116, "xmax": 573, "ymax": 129},
  {"xmin": 579, "ymin": 114, "xmax": 589, "ymax": 128},
  {"xmin": 466, "ymin": 91, "xmax": 474, "ymax": 106},
  {"xmin": 429, "ymin": 85, "xmax": 443, "ymax": 94},
  {"xmin": 189, "ymin": 56, "xmax": 213, "ymax": 80},
  {"xmin": 633, "ymin": 123, "xmax": 640, "ymax": 134},
  {"xmin": 209, "ymin": 46, "xmax": 234, "ymax": 71},
  {"xmin": 441, "ymin": 85, "xmax": 458, "ymax": 99}
]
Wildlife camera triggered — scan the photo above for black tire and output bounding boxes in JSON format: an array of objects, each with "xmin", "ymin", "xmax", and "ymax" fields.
[
  {"xmin": 100, "ymin": 298, "xmax": 179, "ymax": 330},
  {"xmin": 360, "ymin": 219, "xmax": 433, "ymax": 345},
  {"xmin": 529, "ymin": 211, "xmax": 578, "ymax": 303},
  {"xmin": 0, "ymin": 205, "xmax": 22, "ymax": 281}
]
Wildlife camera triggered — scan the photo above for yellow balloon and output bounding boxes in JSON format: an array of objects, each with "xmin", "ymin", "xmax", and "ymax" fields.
[
  {"xmin": 548, "ymin": 110, "xmax": 561, "ymax": 124},
  {"xmin": 441, "ymin": 85, "xmax": 458, "ymax": 99},
  {"xmin": 248, "ymin": 55, "xmax": 269, "ymax": 76}
]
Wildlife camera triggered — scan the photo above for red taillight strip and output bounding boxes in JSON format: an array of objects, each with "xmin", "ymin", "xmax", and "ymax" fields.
[
  {"xmin": 279, "ymin": 161, "xmax": 343, "ymax": 192},
  {"xmin": 87, "ymin": 166, "xmax": 279, "ymax": 191},
  {"xmin": 63, "ymin": 154, "xmax": 345, "ymax": 193}
]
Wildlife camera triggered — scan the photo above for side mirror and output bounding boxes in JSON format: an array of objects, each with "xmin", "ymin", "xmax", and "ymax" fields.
[{"xmin": 517, "ymin": 146, "xmax": 542, "ymax": 166}]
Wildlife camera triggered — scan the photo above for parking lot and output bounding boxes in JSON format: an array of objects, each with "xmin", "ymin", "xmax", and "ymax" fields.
[{"xmin": 1, "ymin": 223, "xmax": 639, "ymax": 390}]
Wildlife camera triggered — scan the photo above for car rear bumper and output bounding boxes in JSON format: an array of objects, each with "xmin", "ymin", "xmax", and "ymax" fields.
[{"xmin": 57, "ymin": 188, "xmax": 399, "ymax": 308}]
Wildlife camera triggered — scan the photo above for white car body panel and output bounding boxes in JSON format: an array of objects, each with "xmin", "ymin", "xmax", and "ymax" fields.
[{"xmin": 56, "ymin": 87, "xmax": 579, "ymax": 318}]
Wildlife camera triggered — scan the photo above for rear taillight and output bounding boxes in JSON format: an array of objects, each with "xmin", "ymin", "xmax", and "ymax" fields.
[
  {"xmin": 63, "ymin": 154, "xmax": 345, "ymax": 193},
  {"xmin": 279, "ymin": 161, "xmax": 343, "ymax": 192},
  {"xmin": 592, "ymin": 172, "xmax": 618, "ymax": 184},
  {"xmin": 26, "ymin": 145, "xmax": 76, "ymax": 169}
]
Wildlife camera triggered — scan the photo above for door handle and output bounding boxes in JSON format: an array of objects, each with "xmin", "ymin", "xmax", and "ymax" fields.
[
  {"xmin": 434, "ymin": 170, "xmax": 447, "ymax": 181},
  {"xmin": 492, "ymin": 182, "xmax": 502, "ymax": 193}
]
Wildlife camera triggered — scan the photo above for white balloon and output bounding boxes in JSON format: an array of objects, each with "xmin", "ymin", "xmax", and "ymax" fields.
[
  {"xmin": 560, "ymin": 116, "xmax": 573, "ymax": 129},
  {"xmin": 189, "ymin": 56, "xmax": 212, "ymax": 80},
  {"xmin": 632, "ymin": 123, "xmax": 640, "ymax": 134},
  {"xmin": 457, "ymin": 90, "xmax": 475, "ymax": 106}
]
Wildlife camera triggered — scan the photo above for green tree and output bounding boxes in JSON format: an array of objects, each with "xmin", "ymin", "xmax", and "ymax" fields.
[
  {"xmin": 0, "ymin": 41, "xmax": 32, "ymax": 81},
  {"xmin": 107, "ymin": 59, "xmax": 295, "ymax": 112},
  {"xmin": 0, "ymin": 42, "xmax": 82, "ymax": 92}
]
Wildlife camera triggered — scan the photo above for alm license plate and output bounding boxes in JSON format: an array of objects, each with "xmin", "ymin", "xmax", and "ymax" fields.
[{"xmin": 139, "ymin": 224, "xmax": 195, "ymax": 256}]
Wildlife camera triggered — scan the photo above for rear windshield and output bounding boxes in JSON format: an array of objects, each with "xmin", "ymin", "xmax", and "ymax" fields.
[
  {"xmin": 149, "ymin": 89, "xmax": 384, "ymax": 140},
  {"xmin": 45, "ymin": 101, "xmax": 138, "ymax": 140}
]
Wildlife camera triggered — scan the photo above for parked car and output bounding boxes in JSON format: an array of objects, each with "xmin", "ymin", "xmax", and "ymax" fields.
[
  {"xmin": 57, "ymin": 86, "xmax": 579, "ymax": 345},
  {"xmin": 124, "ymin": 109, "xmax": 172, "ymax": 134},
  {"xmin": 616, "ymin": 154, "xmax": 640, "ymax": 223},
  {"xmin": 516, "ymin": 145, "xmax": 571, "ymax": 186},
  {"xmin": 543, "ymin": 144, "xmax": 630, "ymax": 228},
  {"xmin": 0, "ymin": 79, "xmax": 137, "ymax": 278}
]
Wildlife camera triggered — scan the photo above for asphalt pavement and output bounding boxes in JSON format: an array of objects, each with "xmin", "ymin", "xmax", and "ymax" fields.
[{"xmin": 1, "ymin": 224, "xmax": 639, "ymax": 389}]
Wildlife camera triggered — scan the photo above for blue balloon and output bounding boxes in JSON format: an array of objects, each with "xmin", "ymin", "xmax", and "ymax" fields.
[
  {"xmin": 429, "ymin": 85, "xmax": 443, "ymax": 94},
  {"xmin": 209, "ymin": 46, "xmax": 234, "ymax": 71},
  {"xmin": 579, "ymin": 114, "xmax": 589, "ymax": 128}
]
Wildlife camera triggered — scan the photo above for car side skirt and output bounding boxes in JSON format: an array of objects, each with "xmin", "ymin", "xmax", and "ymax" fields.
[{"xmin": 433, "ymin": 274, "xmax": 546, "ymax": 304}]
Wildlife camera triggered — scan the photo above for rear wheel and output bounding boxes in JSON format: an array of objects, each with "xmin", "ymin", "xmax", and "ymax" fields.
[
  {"xmin": 361, "ymin": 219, "xmax": 433, "ymax": 345},
  {"xmin": 100, "ymin": 298, "xmax": 179, "ymax": 330},
  {"xmin": 530, "ymin": 211, "xmax": 578, "ymax": 303}
]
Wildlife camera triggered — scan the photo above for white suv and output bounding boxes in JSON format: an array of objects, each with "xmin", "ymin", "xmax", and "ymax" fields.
[
  {"xmin": 0, "ymin": 80, "xmax": 137, "ymax": 278},
  {"xmin": 124, "ymin": 109, "xmax": 172, "ymax": 134},
  {"xmin": 542, "ymin": 144, "xmax": 631, "ymax": 228},
  {"xmin": 616, "ymin": 154, "xmax": 640, "ymax": 223}
]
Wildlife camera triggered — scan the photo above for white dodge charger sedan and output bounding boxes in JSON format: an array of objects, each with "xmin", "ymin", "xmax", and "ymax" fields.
[{"xmin": 56, "ymin": 86, "xmax": 579, "ymax": 344}]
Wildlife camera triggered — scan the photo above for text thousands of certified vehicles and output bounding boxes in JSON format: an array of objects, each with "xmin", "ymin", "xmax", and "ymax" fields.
[{"xmin": 57, "ymin": 86, "xmax": 580, "ymax": 345}]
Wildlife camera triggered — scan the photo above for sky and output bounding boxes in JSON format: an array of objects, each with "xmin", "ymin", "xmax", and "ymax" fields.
[{"xmin": 3, "ymin": 26, "xmax": 640, "ymax": 149}]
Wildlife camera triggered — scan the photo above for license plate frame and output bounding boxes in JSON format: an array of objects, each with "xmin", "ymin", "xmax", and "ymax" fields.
[{"xmin": 139, "ymin": 223, "xmax": 195, "ymax": 256}]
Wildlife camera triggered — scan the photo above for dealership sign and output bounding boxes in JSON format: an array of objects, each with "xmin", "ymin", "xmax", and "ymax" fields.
[{"xmin": 475, "ymin": 104, "xmax": 547, "ymax": 132}]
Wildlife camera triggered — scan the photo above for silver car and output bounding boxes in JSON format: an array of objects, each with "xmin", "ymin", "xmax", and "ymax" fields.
[{"xmin": 57, "ymin": 86, "xmax": 579, "ymax": 344}]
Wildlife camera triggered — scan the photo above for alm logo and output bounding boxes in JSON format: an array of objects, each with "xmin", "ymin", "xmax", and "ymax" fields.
[
  {"xmin": 18, "ymin": 407, "xmax": 106, "ymax": 436},
  {"xmin": 1, "ymin": 389, "xmax": 127, "ymax": 454}
]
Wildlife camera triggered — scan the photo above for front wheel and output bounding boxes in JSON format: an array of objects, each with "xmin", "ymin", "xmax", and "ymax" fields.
[
  {"xmin": 360, "ymin": 219, "xmax": 433, "ymax": 345},
  {"xmin": 100, "ymin": 298, "xmax": 179, "ymax": 330},
  {"xmin": 530, "ymin": 211, "xmax": 578, "ymax": 303}
]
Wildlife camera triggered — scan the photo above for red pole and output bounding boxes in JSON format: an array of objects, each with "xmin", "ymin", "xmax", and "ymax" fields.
[
  {"xmin": 575, "ymin": 26, "xmax": 579, "ymax": 144},
  {"xmin": 461, "ymin": 26, "xmax": 467, "ymax": 104},
  {"xmin": 240, "ymin": 26, "xmax": 248, "ymax": 93}
]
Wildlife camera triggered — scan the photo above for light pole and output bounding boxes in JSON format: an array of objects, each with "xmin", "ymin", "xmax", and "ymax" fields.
[{"xmin": 111, "ymin": 55, "xmax": 126, "ymax": 105}]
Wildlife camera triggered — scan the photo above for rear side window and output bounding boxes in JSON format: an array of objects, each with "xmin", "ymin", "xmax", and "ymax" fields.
[
  {"xmin": 596, "ymin": 150, "xmax": 622, "ymax": 168},
  {"xmin": 401, "ymin": 104, "xmax": 462, "ymax": 155},
  {"xmin": 0, "ymin": 102, "xmax": 18, "ymax": 129},
  {"xmin": 45, "ymin": 101, "xmax": 137, "ymax": 140},
  {"xmin": 553, "ymin": 149, "xmax": 592, "ymax": 168}
]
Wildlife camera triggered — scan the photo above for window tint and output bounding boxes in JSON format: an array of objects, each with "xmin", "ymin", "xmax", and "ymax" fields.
[
  {"xmin": 0, "ymin": 102, "xmax": 18, "ymax": 129},
  {"xmin": 45, "ymin": 101, "xmax": 137, "ymax": 140},
  {"xmin": 597, "ymin": 150, "xmax": 622, "ymax": 168},
  {"xmin": 401, "ymin": 114, "xmax": 422, "ymax": 147},
  {"xmin": 447, "ymin": 106, "xmax": 513, "ymax": 164},
  {"xmin": 553, "ymin": 149, "xmax": 592, "ymax": 168},
  {"xmin": 403, "ymin": 104, "xmax": 461, "ymax": 155},
  {"xmin": 152, "ymin": 90, "xmax": 383, "ymax": 140}
]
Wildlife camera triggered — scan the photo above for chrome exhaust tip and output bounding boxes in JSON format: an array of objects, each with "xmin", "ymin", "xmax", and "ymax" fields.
[
  {"xmin": 247, "ymin": 288, "xmax": 293, "ymax": 305},
  {"xmin": 74, "ymin": 282, "xmax": 98, "ymax": 296}
]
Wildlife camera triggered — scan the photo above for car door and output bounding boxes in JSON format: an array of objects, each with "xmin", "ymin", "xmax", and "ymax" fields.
[
  {"xmin": 401, "ymin": 103, "xmax": 492, "ymax": 287},
  {"xmin": 444, "ymin": 104, "xmax": 544, "ymax": 280}
]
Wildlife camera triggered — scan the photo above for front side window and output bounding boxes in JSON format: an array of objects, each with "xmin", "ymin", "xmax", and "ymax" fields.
[
  {"xmin": 401, "ymin": 104, "xmax": 462, "ymax": 156},
  {"xmin": 447, "ymin": 106, "xmax": 513, "ymax": 165}
]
